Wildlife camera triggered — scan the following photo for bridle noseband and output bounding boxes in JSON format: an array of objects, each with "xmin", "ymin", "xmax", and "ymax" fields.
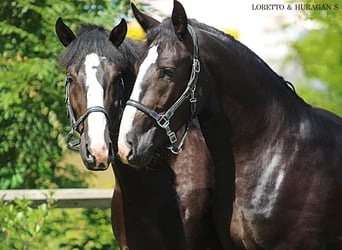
[
  {"xmin": 126, "ymin": 25, "xmax": 200, "ymax": 154},
  {"xmin": 65, "ymin": 77, "xmax": 111, "ymax": 152}
]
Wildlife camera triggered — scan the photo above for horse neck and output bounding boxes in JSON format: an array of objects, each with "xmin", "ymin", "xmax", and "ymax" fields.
[{"xmin": 197, "ymin": 29, "xmax": 306, "ymax": 149}]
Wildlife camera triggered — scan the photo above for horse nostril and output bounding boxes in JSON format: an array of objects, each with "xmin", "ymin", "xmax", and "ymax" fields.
[
  {"xmin": 127, "ymin": 148, "xmax": 133, "ymax": 161},
  {"xmin": 86, "ymin": 144, "xmax": 95, "ymax": 163},
  {"xmin": 118, "ymin": 132, "xmax": 135, "ymax": 165},
  {"xmin": 125, "ymin": 132, "xmax": 134, "ymax": 149},
  {"xmin": 125, "ymin": 134, "xmax": 135, "ymax": 159}
]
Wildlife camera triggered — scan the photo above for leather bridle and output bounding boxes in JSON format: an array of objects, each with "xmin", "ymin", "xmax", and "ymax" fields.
[
  {"xmin": 64, "ymin": 76, "xmax": 111, "ymax": 152},
  {"xmin": 125, "ymin": 25, "xmax": 200, "ymax": 154}
]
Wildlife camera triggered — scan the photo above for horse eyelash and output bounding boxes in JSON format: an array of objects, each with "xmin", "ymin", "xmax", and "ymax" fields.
[
  {"xmin": 66, "ymin": 75, "xmax": 74, "ymax": 84},
  {"xmin": 159, "ymin": 67, "xmax": 175, "ymax": 80}
]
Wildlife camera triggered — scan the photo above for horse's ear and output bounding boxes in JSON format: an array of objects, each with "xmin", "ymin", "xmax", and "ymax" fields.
[
  {"xmin": 131, "ymin": 3, "xmax": 160, "ymax": 32},
  {"xmin": 55, "ymin": 17, "xmax": 76, "ymax": 47},
  {"xmin": 109, "ymin": 18, "xmax": 127, "ymax": 47},
  {"xmin": 172, "ymin": 0, "xmax": 188, "ymax": 40}
]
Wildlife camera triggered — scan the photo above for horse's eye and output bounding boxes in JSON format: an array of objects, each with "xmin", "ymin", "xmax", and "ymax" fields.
[
  {"xmin": 159, "ymin": 68, "xmax": 175, "ymax": 80},
  {"xmin": 65, "ymin": 76, "xmax": 73, "ymax": 85}
]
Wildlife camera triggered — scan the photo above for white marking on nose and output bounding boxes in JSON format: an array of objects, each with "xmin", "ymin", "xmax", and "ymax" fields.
[
  {"xmin": 118, "ymin": 46, "xmax": 159, "ymax": 158},
  {"xmin": 84, "ymin": 53, "xmax": 108, "ymax": 157}
]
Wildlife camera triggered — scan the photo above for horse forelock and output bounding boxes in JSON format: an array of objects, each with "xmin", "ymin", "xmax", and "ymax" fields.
[
  {"xmin": 146, "ymin": 18, "xmax": 178, "ymax": 47},
  {"xmin": 59, "ymin": 24, "xmax": 132, "ymax": 71}
]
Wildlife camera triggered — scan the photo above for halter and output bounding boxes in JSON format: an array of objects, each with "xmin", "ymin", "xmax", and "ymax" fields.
[
  {"xmin": 126, "ymin": 25, "xmax": 200, "ymax": 154},
  {"xmin": 65, "ymin": 77, "xmax": 112, "ymax": 152}
]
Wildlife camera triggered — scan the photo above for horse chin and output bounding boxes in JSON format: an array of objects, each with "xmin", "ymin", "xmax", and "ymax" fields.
[
  {"xmin": 127, "ymin": 152, "xmax": 153, "ymax": 169},
  {"xmin": 125, "ymin": 130, "xmax": 160, "ymax": 168},
  {"xmin": 126, "ymin": 142, "xmax": 155, "ymax": 168}
]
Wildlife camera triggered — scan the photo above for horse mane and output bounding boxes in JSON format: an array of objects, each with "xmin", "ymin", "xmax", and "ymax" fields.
[
  {"xmin": 147, "ymin": 18, "xmax": 299, "ymax": 98},
  {"xmin": 191, "ymin": 20, "xmax": 300, "ymax": 97},
  {"xmin": 59, "ymin": 23, "xmax": 142, "ymax": 72}
]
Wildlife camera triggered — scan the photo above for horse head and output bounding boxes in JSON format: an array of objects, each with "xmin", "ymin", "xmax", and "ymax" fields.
[
  {"xmin": 118, "ymin": 1, "xmax": 205, "ymax": 167},
  {"xmin": 56, "ymin": 17, "xmax": 128, "ymax": 170}
]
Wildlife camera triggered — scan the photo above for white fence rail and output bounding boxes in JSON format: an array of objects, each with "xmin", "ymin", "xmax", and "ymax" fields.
[{"xmin": 0, "ymin": 188, "xmax": 113, "ymax": 208}]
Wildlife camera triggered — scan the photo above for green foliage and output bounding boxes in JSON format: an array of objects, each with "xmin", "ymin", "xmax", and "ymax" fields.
[
  {"xmin": 0, "ymin": 196, "xmax": 119, "ymax": 250},
  {"xmin": 0, "ymin": 0, "xmax": 130, "ymax": 189},
  {"xmin": 289, "ymin": 0, "xmax": 342, "ymax": 115},
  {"xmin": 0, "ymin": 198, "xmax": 52, "ymax": 249},
  {"xmin": 0, "ymin": 0, "xmax": 132, "ymax": 248},
  {"xmin": 54, "ymin": 208, "xmax": 119, "ymax": 249}
]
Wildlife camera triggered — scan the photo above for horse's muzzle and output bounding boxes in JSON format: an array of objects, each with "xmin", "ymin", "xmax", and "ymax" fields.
[{"xmin": 80, "ymin": 136, "xmax": 112, "ymax": 171}]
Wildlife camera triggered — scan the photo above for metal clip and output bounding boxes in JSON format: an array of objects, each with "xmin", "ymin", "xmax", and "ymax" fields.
[
  {"xmin": 169, "ymin": 146, "xmax": 181, "ymax": 155},
  {"xmin": 190, "ymin": 89, "xmax": 197, "ymax": 115}
]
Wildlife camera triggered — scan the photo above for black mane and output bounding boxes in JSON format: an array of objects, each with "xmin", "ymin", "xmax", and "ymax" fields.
[
  {"xmin": 147, "ymin": 18, "xmax": 299, "ymax": 98},
  {"xmin": 59, "ymin": 24, "xmax": 141, "ymax": 72},
  {"xmin": 192, "ymin": 20, "xmax": 300, "ymax": 96}
]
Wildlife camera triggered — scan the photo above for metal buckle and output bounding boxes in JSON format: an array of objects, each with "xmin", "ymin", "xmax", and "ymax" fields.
[
  {"xmin": 193, "ymin": 58, "xmax": 200, "ymax": 73},
  {"xmin": 157, "ymin": 116, "xmax": 170, "ymax": 128},
  {"xmin": 167, "ymin": 131, "xmax": 178, "ymax": 144},
  {"xmin": 66, "ymin": 129, "xmax": 81, "ymax": 152},
  {"xmin": 67, "ymin": 139, "xmax": 81, "ymax": 152},
  {"xmin": 190, "ymin": 92, "xmax": 197, "ymax": 104}
]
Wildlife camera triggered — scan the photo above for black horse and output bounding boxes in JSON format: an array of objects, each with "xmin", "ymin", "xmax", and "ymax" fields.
[
  {"xmin": 55, "ymin": 17, "xmax": 222, "ymax": 249},
  {"xmin": 117, "ymin": 2, "xmax": 342, "ymax": 249}
]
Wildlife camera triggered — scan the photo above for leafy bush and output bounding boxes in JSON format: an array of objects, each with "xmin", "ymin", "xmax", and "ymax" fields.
[
  {"xmin": 0, "ymin": 196, "xmax": 56, "ymax": 249},
  {"xmin": 0, "ymin": 1, "xmax": 135, "ymax": 248},
  {"xmin": 288, "ymin": 0, "xmax": 342, "ymax": 115},
  {"xmin": 0, "ymin": 196, "xmax": 119, "ymax": 250}
]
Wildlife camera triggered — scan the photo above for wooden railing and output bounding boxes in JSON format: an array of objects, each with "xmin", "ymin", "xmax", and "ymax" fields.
[{"xmin": 0, "ymin": 189, "xmax": 113, "ymax": 208}]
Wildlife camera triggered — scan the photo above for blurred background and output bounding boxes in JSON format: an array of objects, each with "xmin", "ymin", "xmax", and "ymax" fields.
[{"xmin": 0, "ymin": 0, "xmax": 341, "ymax": 249}]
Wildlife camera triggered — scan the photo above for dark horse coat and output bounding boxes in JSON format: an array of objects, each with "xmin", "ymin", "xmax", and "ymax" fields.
[{"xmin": 117, "ymin": 2, "xmax": 342, "ymax": 249}]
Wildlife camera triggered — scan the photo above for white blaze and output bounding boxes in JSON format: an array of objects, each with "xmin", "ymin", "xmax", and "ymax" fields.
[
  {"xmin": 118, "ymin": 46, "xmax": 159, "ymax": 149},
  {"xmin": 84, "ymin": 53, "xmax": 107, "ymax": 152}
]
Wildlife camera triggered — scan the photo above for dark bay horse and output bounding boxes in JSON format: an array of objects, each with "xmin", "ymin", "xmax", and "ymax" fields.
[
  {"xmin": 55, "ymin": 17, "xmax": 221, "ymax": 249},
  {"xmin": 117, "ymin": 2, "xmax": 342, "ymax": 249}
]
